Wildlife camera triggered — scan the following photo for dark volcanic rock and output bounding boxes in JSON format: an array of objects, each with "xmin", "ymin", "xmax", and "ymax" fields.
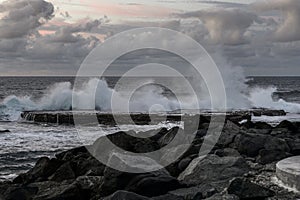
[
  {"xmin": 215, "ymin": 148, "xmax": 240, "ymax": 157},
  {"xmin": 167, "ymin": 184, "xmax": 216, "ymax": 199},
  {"xmin": 49, "ymin": 162, "xmax": 76, "ymax": 182},
  {"xmin": 93, "ymin": 130, "xmax": 160, "ymax": 153},
  {"xmin": 227, "ymin": 178, "xmax": 275, "ymax": 199},
  {"xmin": 55, "ymin": 146, "xmax": 88, "ymax": 161},
  {"xmin": 276, "ymin": 120, "xmax": 297, "ymax": 132},
  {"xmin": 256, "ymin": 149, "xmax": 290, "ymax": 164},
  {"xmin": 205, "ymin": 193, "xmax": 239, "ymax": 200},
  {"xmin": 3, "ymin": 118, "xmax": 300, "ymax": 200},
  {"xmin": 178, "ymin": 154, "xmax": 249, "ymax": 186},
  {"xmin": 101, "ymin": 190, "xmax": 150, "ymax": 200},
  {"xmin": 251, "ymin": 109, "xmax": 286, "ymax": 117},
  {"xmin": 125, "ymin": 173, "xmax": 181, "ymax": 197},
  {"xmin": 99, "ymin": 152, "xmax": 180, "ymax": 197},
  {"xmin": 30, "ymin": 181, "xmax": 84, "ymax": 200},
  {"xmin": 287, "ymin": 139, "xmax": 300, "ymax": 155},
  {"xmin": 157, "ymin": 127, "xmax": 180, "ymax": 147},
  {"xmin": 13, "ymin": 157, "xmax": 63, "ymax": 184},
  {"xmin": 0, "ymin": 129, "xmax": 10, "ymax": 133},
  {"xmin": 2, "ymin": 185, "xmax": 38, "ymax": 200},
  {"xmin": 234, "ymin": 133, "xmax": 268, "ymax": 157}
]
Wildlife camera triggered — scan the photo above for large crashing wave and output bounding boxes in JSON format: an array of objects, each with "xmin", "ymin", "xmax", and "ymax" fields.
[
  {"xmin": 249, "ymin": 87, "xmax": 300, "ymax": 113},
  {"xmin": 0, "ymin": 79, "xmax": 184, "ymax": 121},
  {"xmin": 1, "ymin": 78, "xmax": 300, "ymax": 121}
]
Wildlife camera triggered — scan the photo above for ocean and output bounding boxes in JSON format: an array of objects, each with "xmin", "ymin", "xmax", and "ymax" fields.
[{"xmin": 0, "ymin": 76, "xmax": 300, "ymax": 181}]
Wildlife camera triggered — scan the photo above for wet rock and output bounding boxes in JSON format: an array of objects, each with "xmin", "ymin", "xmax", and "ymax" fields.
[
  {"xmin": 99, "ymin": 152, "xmax": 176, "ymax": 197},
  {"xmin": 153, "ymin": 193, "xmax": 184, "ymax": 200},
  {"xmin": 234, "ymin": 133, "xmax": 267, "ymax": 157},
  {"xmin": 257, "ymin": 149, "xmax": 290, "ymax": 164},
  {"xmin": 216, "ymin": 121, "xmax": 239, "ymax": 148},
  {"xmin": 205, "ymin": 193, "xmax": 239, "ymax": 200},
  {"xmin": 227, "ymin": 178, "xmax": 275, "ymax": 199},
  {"xmin": 0, "ymin": 129, "xmax": 10, "ymax": 133},
  {"xmin": 253, "ymin": 122, "xmax": 272, "ymax": 130},
  {"xmin": 276, "ymin": 120, "xmax": 297, "ymax": 132},
  {"xmin": 178, "ymin": 155, "xmax": 249, "ymax": 186},
  {"xmin": 215, "ymin": 148, "xmax": 240, "ymax": 157},
  {"xmin": 31, "ymin": 181, "xmax": 84, "ymax": 200},
  {"xmin": 157, "ymin": 127, "xmax": 180, "ymax": 147},
  {"xmin": 55, "ymin": 146, "xmax": 88, "ymax": 161},
  {"xmin": 93, "ymin": 130, "xmax": 160, "ymax": 154},
  {"xmin": 125, "ymin": 173, "xmax": 181, "ymax": 197},
  {"xmin": 75, "ymin": 176, "xmax": 104, "ymax": 198},
  {"xmin": 72, "ymin": 156, "xmax": 105, "ymax": 177},
  {"xmin": 2, "ymin": 185, "xmax": 38, "ymax": 200},
  {"xmin": 168, "ymin": 184, "xmax": 216, "ymax": 199},
  {"xmin": 13, "ymin": 157, "xmax": 63, "ymax": 184},
  {"xmin": 251, "ymin": 109, "xmax": 286, "ymax": 117},
  {"xmin": 49, "ymin": 162, "xmax": 75, "ymax": 182},
  {"xmin": 101, "ymin": 191, "xmax": 150, "ymax": 200},
  {"xmin": 287, "ymin": 139, "xmax": 300, "ymax": 156},
  {"xmin": 264, "ymin": 136, "xmax": 290, "ymax": 152}
]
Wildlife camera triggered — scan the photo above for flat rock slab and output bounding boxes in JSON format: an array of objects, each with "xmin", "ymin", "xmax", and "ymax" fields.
[{"xmin": 276, "ymin": 156, "xmax": 300, "ymax": 191}]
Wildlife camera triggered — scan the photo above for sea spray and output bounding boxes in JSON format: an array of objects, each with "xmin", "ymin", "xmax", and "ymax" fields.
[
  {"xmin": 249, "ymin": 87, "xmax": 300, "ymax": 113},
  {"xmin": 1, "ymin": 76, "xmax": 300, "ymax": 121}
]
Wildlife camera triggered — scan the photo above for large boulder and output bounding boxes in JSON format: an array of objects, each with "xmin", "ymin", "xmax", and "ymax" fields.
[
  {"xmin": 256, "ymin": 149, "xmax": 290, "ymax": 165},
  {"xmin": 227, "ymin": 178, "xmax": 275, "ymax": 199},
  {"xmin": 167, "ymin": 184, "xmax": 216, "ymax": 199},
  {"xmin": 256, "ymin": 136, "xmax": 291, "ymax": 164},
  {"xmin": 30, "ymin": 181, "xmax": 84, "ymax": 200},
  {"xmin": 13, "ymin": 157, "xmax": 63, "ymax": 184},
  {"xmin": 92, "ymin": 130, "xmax": 160, "ymax": 154},
  {"xmin": 99, "ymin": 152, "xmax": 180, "ymax": 197},
  {"xmin": 1, "ymin": 185, "xmax": 38, "ymax": 200},
  {"xmin": 125, "ymin": 173, "xmax": 181, "ymax": 197},
  {"xmin": 178, "ymin": 154, "xmax": 249, "ymax": 186},
  {"xmin": 157, "ymin": 127, "xmax": 180, "ymax": 147},
  {"xmin": 101, "ymin": 191, "xmax": 150, "ymax": 200},
  {"xmin": 276, "ymin": 120, "xmax": 297, "ymax": 132},
  {"xmin": 216, "ymin": 121, "xmax": 240, "ymax": 148},
  {"xmin": 287, "ymin": 139, "xmax": 300, "ymax": 156},
  {"xmin": 0, "ymin": 129, "xmax": 10, "ymax": 133},
  {"xmin": 205, "ymin": 193, "xmax": 239, "ymax": 200},
  {"xmin": 49, "ymin": 162, "xmax": 76, "ymax": 182},
  {"xmin": 233, "ymin": 133, "xmax": 267, "ymax": 157}
]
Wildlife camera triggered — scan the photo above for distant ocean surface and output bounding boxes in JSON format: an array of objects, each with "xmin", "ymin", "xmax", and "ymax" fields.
[{"xmin": 0, "ymin": 76, "xmax": 300, "ymax": 181}]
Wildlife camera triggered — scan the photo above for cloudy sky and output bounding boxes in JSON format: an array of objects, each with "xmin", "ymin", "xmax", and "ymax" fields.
[{"xmin": 0, "ymin": 0, "xmax": 299, "ymax": 76}]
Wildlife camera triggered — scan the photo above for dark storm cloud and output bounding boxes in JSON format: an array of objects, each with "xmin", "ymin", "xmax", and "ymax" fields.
[
  {"xmin": 0, "ymin": 0, "xmax": 54, "ymax": 39},
  {"xmin": 0, "ymin": 0, "xmax": 104, "ymax": 75},
  {"xmin": 0, "ymin": 0, "xmax": 300, "ymax": 75},
  {"xmin": 252, "ymin": 0, "xmax": 300, "ymax": 42},
  {"xmin": 178, "ymin": 8, "xmax": 262, "ymax": 45}
]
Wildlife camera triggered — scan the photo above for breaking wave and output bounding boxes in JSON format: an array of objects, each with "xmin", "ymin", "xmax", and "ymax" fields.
[{"xmin": 1, "ymin": 78, "xmax": 300, "ymax": 121}]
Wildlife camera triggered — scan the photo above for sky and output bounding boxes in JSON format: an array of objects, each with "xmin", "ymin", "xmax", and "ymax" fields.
[{"xmin": 0, "ymin": 0, "xmax": 299, "ymax": 76}]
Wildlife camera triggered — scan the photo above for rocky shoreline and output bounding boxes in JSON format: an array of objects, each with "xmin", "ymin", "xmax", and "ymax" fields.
[{"xmin": 1, "ymin": 115, "xmax": 300, "ymax": 200}]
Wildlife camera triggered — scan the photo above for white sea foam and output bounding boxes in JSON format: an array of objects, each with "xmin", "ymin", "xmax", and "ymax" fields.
[{"xmin": 1, "ymin": 76, "xmax": 300, "ymax": 121}]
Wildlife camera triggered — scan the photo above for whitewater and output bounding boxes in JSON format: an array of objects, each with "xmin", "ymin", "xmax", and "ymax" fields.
[{"xmin": 1, "ymin": 77, "xmax": 300, "ymax": 122}]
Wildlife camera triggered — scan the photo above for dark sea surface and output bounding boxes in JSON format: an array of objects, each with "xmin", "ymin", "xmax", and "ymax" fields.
[
  {"xmin": 1, "ymin": 76, "xmax": 300, "ymax": 102},
  {"xmin": 0, "ymin": 76, "xmax": 300, "ymax": 181}
]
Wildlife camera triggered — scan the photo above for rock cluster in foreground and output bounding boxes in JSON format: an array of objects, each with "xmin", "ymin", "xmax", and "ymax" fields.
[{"xmin": 1, "ymin": 117, "xmax": 300, "ymax": 200}]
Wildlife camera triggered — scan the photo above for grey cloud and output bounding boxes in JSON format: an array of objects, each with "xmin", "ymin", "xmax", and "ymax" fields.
[
  {"xmin": 0, "ymin": 0, "xmax": 103, "ymax": 74},
  {"xmin": 178, "ymin": 8, "xmax": 261, "ymax": 45},
  {"xmin": 0, "ymin": 0, "xmax": 54, "ymax": 39},
  {"xmin": 252, "ymin": 0, "xmax": 300, "ymax": 42}
]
